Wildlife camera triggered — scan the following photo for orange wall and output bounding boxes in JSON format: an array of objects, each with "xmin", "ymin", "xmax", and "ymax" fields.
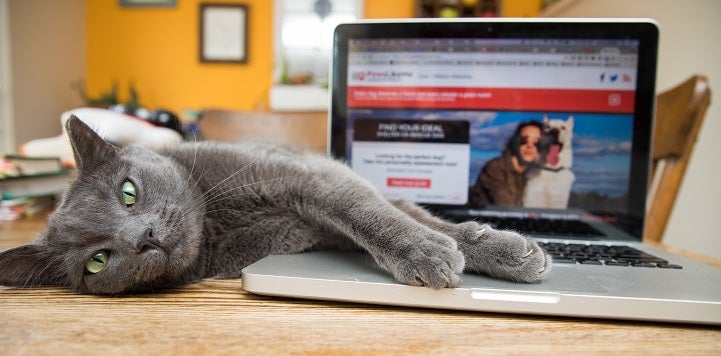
[
  {"xmin": 86, "ymin": 0, "xmax": 414, "ymax": 114},
  {"xmin": 365, "ymin": 0, "xmax": 415, "ymax": 18}
]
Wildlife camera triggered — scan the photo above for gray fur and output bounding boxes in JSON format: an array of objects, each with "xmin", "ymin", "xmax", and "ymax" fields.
[{"xmin": 0, "ymin": 116, "xmax": 551, "ymax": 294}]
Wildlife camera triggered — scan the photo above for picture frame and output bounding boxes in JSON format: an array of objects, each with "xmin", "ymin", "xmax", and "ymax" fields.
[
  {"xmin": 119, "ymin": 0, "xmax": 176, "ymax": 7},
  {"xmin": 199, "ymin": 4, "xmax": 249, "ymax": 63}
]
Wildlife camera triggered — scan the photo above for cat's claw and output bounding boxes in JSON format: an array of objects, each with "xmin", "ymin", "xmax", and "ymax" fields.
[
  {"xmin": 457, "ymin": 222, "xmax": 552, "ymax": 283},
  {"xmin": 380, "ymin": 234, "xmax": 465, "ymax": 289},
  {"xmin": 523, "ymin": 247, "xmax": 535, "ymax": 258}
]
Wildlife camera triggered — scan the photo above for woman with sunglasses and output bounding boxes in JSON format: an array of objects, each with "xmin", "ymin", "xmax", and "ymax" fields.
[{"xmin": 469, "ymin": 120, "xmax": 546, "ymax": 206}]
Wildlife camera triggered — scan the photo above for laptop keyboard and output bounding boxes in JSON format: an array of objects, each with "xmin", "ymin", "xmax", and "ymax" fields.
[
  {"xmin": 482, "ymin": 216, "xmax": 604, "ymax": 237},
  {"xmin": 464, "ymin": 215, "xmax": 683, "ymax": 268},
  {"xmin": 539, "ymin": 242, "xmax": 683, "ymax": 268}
]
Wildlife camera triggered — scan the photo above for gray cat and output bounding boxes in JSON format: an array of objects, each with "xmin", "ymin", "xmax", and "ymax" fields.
[{"xmin": 0, "ymin": 116, "xmax": 551, "ymax": 294}]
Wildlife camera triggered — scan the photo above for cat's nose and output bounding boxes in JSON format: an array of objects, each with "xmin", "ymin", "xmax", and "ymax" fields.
[{"xmin": 134, "ymin": 227, "xmax": 161, "ymax": 253}]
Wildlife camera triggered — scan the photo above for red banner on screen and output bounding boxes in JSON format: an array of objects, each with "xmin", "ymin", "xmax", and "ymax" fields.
[{"xmin": 348, "ymin": 86, "xmax": 635, "ymax": 113}]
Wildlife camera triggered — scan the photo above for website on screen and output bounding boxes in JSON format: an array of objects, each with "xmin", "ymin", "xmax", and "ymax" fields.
[{"xmin": 346, "ymin": 38, "xmax": 639, "ymax": 211}]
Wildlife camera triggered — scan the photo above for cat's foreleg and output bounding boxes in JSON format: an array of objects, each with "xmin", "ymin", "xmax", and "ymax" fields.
[
  {"xmin": 391, "ymin": 201, "xmax": 552, "ymax": 283},
  {"xmin": 306, "ymin": 168, "xmax": 465, "ymax": 289},
  {"xmin": 330, "ymin": 198, "xmax": 465, "ymax": 288}
]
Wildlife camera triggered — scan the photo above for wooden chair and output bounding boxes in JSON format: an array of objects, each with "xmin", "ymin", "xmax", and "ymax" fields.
[
  {"xmin": 198, "ymin": 109, "xmax": 328, "ymax": 153},
  {"xmin": 645, "ymin": 75, "xmax": 711, "ymax": 243}
]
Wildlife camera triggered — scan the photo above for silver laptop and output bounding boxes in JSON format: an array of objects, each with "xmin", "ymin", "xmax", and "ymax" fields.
[{"xmin": 242, "ymin": 18, "xmax": 721, "ymax": 325}]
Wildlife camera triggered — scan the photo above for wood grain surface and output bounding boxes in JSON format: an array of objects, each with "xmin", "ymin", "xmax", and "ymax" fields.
[{"xmin": 2, "ymin": 213, "xmax": 720, "ymax": 354}]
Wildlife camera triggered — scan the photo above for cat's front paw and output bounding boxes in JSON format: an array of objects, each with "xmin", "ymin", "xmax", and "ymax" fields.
[
  {"xmin": 459, "ymin": 224, "xmax": 551, "ymax": 283},
  {"xmin": 380, "ymin": 236, "xmax": 465, "ymax": 289}
]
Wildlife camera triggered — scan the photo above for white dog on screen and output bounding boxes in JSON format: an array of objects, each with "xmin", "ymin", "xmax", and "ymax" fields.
[{"xmin": 524, "ymin": 115, "xmax": 575, "ymax": 209}]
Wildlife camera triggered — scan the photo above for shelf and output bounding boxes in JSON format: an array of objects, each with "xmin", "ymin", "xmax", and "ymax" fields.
[{"xmin": 416, "ymin": 0, "xmax": 500, "ymax": 18}]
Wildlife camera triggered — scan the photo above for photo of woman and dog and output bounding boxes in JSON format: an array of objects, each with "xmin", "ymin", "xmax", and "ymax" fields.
[
  {"xmin": 346, "ymin": 108, "xmax": 634, "ymax": 213},
  {"xmin": 468, "ymin": 112, "xmax": 633, "ymax": 213}
]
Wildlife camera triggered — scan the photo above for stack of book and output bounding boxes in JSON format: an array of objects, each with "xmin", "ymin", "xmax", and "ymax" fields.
[{"xmin": 0, "ymin": 154, "xmax": 74, "ymax": 220}]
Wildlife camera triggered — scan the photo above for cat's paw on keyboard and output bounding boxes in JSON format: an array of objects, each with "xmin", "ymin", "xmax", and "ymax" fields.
[{"xmin": 457, "ymin": 223, "xmax": 552, "ymax": 283}]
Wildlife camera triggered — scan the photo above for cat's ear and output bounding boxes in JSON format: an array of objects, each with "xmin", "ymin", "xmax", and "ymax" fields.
[
  {"xmin": 0, "ymin": 244, "xmax": 67, "ymax": 287},
  {"xmin": 65, "ymin": 115, "xmax": 119, "ymax": 173}
]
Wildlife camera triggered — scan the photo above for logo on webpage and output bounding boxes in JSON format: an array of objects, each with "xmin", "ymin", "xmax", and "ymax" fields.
[{"xmin": 351, "ymin": 70, "xmax": 412, "ymax": 82}]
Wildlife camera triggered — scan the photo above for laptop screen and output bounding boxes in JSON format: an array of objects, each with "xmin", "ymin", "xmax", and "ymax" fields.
[{"xmin": 330, "ymin": 20, "xmax": 658, "ymax": 239}]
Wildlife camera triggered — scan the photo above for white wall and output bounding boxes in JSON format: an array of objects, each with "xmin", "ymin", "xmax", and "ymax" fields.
[
  {"xmin": 550, "ymin": 0, "xmax": 721, "ymax": 258},
  {"xmin": 0, "ymin": 0, "xmax": 14, "ymax": 152},
  {"xmin": 8, "ymin": 0, "xmax": 85, "ymax": 147}
]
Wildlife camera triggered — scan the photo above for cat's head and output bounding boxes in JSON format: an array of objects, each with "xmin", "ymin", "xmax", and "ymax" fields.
[{"xmin": 0, "ymin": 116, "xmax": 205, "ymax": 294}]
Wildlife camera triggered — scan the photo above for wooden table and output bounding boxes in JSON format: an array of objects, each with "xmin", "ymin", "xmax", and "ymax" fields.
[{"xmin": 2, "ymin": 213, "xmax": 720, "ymax": 354}]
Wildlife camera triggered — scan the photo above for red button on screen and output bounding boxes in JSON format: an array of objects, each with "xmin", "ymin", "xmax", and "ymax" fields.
[{"xmin": 387, "ymin": 178, "xmax": 431, "ymax": 188}]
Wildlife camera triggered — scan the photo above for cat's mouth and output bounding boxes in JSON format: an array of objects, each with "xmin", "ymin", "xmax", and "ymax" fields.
[
  {"xmin": 135, "ymin": 228, "xmax": 170, "ymax": 255},
  {"xmin": 140, "ymin": 240, "xmax": 165, "ymax": 254}
]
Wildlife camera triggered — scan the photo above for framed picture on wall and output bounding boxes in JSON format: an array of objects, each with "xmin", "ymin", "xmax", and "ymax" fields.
[
  {"xmin": 199, "ymin": 4, "xmax": 249, "ymax": 63},
  {"xmin": 119, "ymin": 0, "xmax": 176, "ymax": 7}
]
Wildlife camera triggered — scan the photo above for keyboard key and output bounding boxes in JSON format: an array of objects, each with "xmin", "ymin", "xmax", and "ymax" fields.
[
  {"xmin": 631, "ymin": 262, "xmax": 656, "ymax": 268},
  {"xmin": 657, "ymin": 263, "xmax": 683, "ymax": 269},
  {"xmin": 605, "ymin": 261, "xmax": 630, "ymax": 266}
]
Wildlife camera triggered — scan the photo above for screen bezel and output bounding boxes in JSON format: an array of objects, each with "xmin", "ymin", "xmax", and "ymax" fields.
[{"xmin": 329, "ymin": 19, "xmax": 659, "ymax": 239}]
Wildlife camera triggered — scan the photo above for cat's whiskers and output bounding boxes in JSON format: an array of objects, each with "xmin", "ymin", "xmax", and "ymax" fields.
[
  {"xmin": 199, "ymin": 157, "xmax": 260, "ymax": 202},
  {"xmin": 201, "ymin": 207, "xmax": 246, "ymax": 214},
  {"xmin": 186, "ymin": 163, "xmax": 211, "ymax": 200},
  {"xmin": 201, "ymin": 176, "xmax": 290, "ymax": 208},
  {"xmin": 184, "ymin": 151, "xmax": 212, "ymax": 198},
  {"xmin": 164, "ymin": 189, "xmax": 206, "ymax": 227},
  {"xmin": 183, "ymin": 135, "xmax": 200, "ymax": 186}
]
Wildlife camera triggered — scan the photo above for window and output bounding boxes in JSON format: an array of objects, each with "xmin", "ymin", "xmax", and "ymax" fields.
[{"xmin": 274, "ymin": 0, "xmax": 363, "ymax": 85}]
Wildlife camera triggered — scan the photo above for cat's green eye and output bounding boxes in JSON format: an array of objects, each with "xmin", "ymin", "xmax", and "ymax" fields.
[
  {"xmin": 121, "ymin": 180, "xmax": 136, "ymax": 207},
  {"xmin": 85, "ymin": 251, "xmax": 109, "ymax": 274}
]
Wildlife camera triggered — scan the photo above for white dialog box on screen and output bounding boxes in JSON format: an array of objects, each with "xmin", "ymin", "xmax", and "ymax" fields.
[{"xmin": 351, "ymin": 119, "xmax": 470, "ymax": 205}]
